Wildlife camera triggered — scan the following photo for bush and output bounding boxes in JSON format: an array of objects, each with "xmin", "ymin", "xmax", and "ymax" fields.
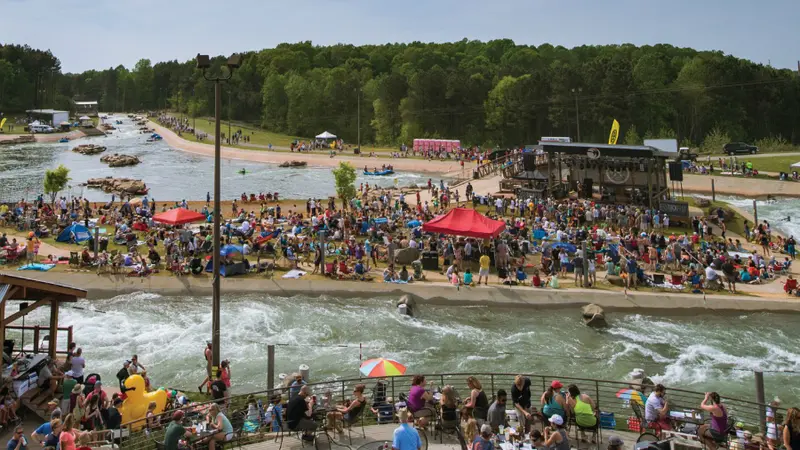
[
  {"xmin": 700, "ymin": 127, "xmax": 730, "ymax": 154},
  {"xmin": 754, "ymin": 136, "xmax": 796, "ymax": 153}
]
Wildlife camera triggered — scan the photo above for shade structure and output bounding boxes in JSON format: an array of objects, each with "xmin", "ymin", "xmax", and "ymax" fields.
[
  {"xmin": 152, "ymin": 208, "xmax": 206, "ymax": 225},
  {"xmin": 79, "ymin": 116, "xmax": 91, "ymax": 121},
  {"xmin": 359, "ymin": 358, "xmax": 407, "ymax": 377},
  {"xmin": 316, "ymin": 131, "xmax": 337, "ymax": 139},
  {"xmin": 422, "ymin": 208, "xmax": 505, "ymax": 239}
]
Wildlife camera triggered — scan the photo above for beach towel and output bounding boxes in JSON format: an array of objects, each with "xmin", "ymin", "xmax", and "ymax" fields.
[
  {"xmin": 18, "ymin": 263, "xmax": 56, "ymax": 271},
  {"xmin": 282, "ymin": 269, "xmax": 307, "ymax": 279},
  {"xmin": 384, "ymin": 279, "xmax": 409, "ymax": 284}
]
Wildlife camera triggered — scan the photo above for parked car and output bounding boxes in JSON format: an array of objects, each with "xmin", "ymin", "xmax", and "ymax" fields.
[
  {"xmin": 29, "ymin": 124, "xmax": 54, "ymax": 133},
  {"xmin": 723, "ymin": 142, "xmax": 758, "ymax": 155},
  {"xmin": 677, "ymin": 147, "xmax": 698, "ymax": 161}
]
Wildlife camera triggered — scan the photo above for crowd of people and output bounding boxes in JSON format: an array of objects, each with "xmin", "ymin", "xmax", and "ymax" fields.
[{"xmin": 157, "ymin": 115, "xmax": 208, "ymax": 142}]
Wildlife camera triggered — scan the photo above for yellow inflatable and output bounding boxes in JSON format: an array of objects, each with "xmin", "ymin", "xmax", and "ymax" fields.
[{"xmin": 119, "ymin": 375, "xmax": 168, "ymax": 430}]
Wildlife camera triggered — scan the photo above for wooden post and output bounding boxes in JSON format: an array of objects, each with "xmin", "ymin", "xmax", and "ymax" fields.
[
  {"xmin": 48, "ymin": 299, "xmax": 59, "ymax": 359},
  {"xmin": 33, "ymin": 326, "xmax": 40, "ymax": 354},
  {"xmin": 547, "ymin": 151, "xmax": 553, "ymax": 196},
  {"xmin": 67, "ymin": 326, "xmax": 73, "ymax": 352},
  {"xmin": 647, "ymin": 159, "xmax": 653, "ymax": 210},
  {"xmin": 755, "ymin": 371, "xmax": 766, "ymax": 435},
  {"xmin": 753, "ymin": 200, "xmax": 758, "ymax": 224},
  {"xmin": 267, "ymin": 344, "xmax": 275, "ymax": 392},
  {"xmin": 0, "ymin": 299, "xmax": 5, "ymax": 352},
  {"xmin": 711, "ymin": 178, "xmax": 716, "ymax": 202}
]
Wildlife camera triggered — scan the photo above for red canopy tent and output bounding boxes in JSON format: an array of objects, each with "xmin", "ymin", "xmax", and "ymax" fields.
[
  {"xmin": 422, "ymin": 208, "xmax": 505, "ymax": 239},
  {"xmin": 152, "ymin": 208, "xmax": 207, "ymax": 225}
]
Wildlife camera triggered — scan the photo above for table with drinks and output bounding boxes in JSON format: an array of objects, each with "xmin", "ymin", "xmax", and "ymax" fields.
[
  {"xmin": 496, "ymin": 425, "xmax": 536, "ymax": 450},
  {"xmin": 181, "ymin": 420, "xmax": 217, "ymax": 449}
]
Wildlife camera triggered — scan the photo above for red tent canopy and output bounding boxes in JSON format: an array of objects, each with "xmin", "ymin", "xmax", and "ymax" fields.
[
  {"xmin": 422, "ymin": 208, "xmax": 505, "ymax": 239},
  {"xmin": 152, "ymin": 208, "xmax": 207, "ymax": 225}
]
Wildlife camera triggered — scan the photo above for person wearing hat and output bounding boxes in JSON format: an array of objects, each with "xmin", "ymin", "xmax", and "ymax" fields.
[
  {"xmin": 540, "ymin": 380, "xmax": 566, "ymax": 421},
  {"xmin": 164, "ymin": 410, "xmax": 191, "ymax": 450},
  {"xmin": 544, "ymin": 414, "xmax": 569, "ymax": 450},
  {"xmin": 607, "ymin": 435, "xmax": 624, "ymax": 450},
  {"xmin": 392, "ymin": 408, "xmax": 423, "ymax": 450},
  {"xmin": 116, "ymin": 361, "xmax": 131, "ymax": 392},
  {"xmin": 36, "ymin": 360, "xmax": 64, "ymax": 407}
]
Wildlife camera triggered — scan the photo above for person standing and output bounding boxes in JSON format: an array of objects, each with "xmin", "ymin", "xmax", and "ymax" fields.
[
  {"xmin": 478, "ymin": 253, "xmax": 490, "ymax": 286},
  {"xmin": 392, "ymin": 408, "xmax": 422, "ymax": 450},
  {"xmin": 210, "ymin": 370, "xmax": 227, "ymax": 406},
  {"xmin": 783, "ymin": 407, "xmax": 800, "ymax": 450},
  {"xmin": 7, "ymin": 425, "xmax": 27, "ymax": 450},
  {"xmin": 511, "ymin": 375, "xmax": 533, "ymax": 432},
  {"xmin": 68, "ymin": 349, "xmax": 85, "ymax": 385},
  {"xmin": 198, "ymin": 342, "xmax": 212, "ymax": 394}
]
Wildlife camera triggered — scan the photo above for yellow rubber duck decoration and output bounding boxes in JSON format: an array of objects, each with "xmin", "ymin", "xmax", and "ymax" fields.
[{"xmin": 118, "ymin": 374, "xmax": 167, "ymax": 430}]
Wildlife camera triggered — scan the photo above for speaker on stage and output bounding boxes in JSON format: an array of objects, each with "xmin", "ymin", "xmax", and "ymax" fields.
[
  {"xmin": 523, "ymin": 153, "xmax": 536, "ymax": 171},
  {"xmin": 668, "ymin": 162, "xmax": 683, "ymax": 181},
  {"xmin": 582, "ymin": 178, "xmax": 593, "ymax": 197}
]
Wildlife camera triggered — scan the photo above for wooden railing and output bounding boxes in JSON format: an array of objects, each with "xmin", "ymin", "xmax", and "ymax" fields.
[
  {"xmin": 5, "ymin": 325, "xmax": 73, "ymax": 355},
  {"xmin": 472, "ymin": 153, "xmax": 523, "ymax": 179}
]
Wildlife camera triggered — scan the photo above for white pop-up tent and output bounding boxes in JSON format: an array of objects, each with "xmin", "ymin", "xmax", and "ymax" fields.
[
  {"xmin": 791, "ymin": 161, "xmax": 800, "ymax": 168},
  {"xmin": 316, "ymin": 131, "xmax": 337, "ymax": 139}
]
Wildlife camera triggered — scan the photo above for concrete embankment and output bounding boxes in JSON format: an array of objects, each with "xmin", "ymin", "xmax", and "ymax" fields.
[{"xmin": 5, "ymin": 270, "xmax": 800, "ymax": 314}]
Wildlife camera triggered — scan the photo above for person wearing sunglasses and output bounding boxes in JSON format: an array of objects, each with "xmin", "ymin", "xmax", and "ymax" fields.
[{"xmin": 7, "ymin": 425, "xmax": 27, "ymax": 450}]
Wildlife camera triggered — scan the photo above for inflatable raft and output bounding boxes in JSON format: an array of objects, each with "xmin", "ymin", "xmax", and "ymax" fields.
[{"xmin": 363, "ymin": 169, "xmax": 394, "ymax": 176}]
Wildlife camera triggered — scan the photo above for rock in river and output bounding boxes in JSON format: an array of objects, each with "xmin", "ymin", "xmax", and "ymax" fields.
[
  {"xmin": 100, "ymin": 153, "xmax": 141, "ymax": 167},
  {"xmin": 72, "ymin": 144, "xmax": 107, "ymax": 155}
]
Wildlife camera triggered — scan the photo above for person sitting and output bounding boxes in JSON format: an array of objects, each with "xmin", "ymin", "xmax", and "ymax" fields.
[
  {"xmin": 566, "ymin": 384, "xmax": 597, "ymax": 443},
  {"xmin": 326, "ymin": 384, "xmax": 367, "ymax": 434},
  {"xmin": 398, "ymin": 266, "xmax": 412, "ymax": 282},
  {"xmin": 645, "ymin": 384, "xmax": 672, "ymax": 434},
  {"xmin": 532, "ymin": 270, "xmax": 543, "ymax": 287},
  {"xmin": 516, "ymin": 266, "xmax": 528, "ymax": 284},
  {"xmin": 541, "ymin": 380, "xmax": 566, "ymax": 421},
  {"xmin": 205, "ymin": 403, "xmax": 234, "ymax": 450},
  {"xmin": 487, "ymin": 389, "xmax": 508, "ymax": 433},
  {"xmin": 383, "ymin": 265, "xmax": 397, "ymax": 282},
  {"xmin": 81, "ymin": 248, "xmax": 94, "ymax": 266},
  {"xmin": 463, "ymin": 268, "xmax": 474, "ymax": 286},
  {"xmin": 148, "ymin": 248, "xmax": 161, "ymax": 266},
  {"xmin": 286, "ymin": 385, "xmax": 316, "ymax": 441},
  {"xmin": 407, "ymin": 375, "xmax": 434, "ymax": 427}
]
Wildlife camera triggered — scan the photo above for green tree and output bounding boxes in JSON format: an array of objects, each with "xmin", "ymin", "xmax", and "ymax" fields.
[
  {"xmin": 331, "ymin": 162, "xmax": 357, "ymax": 210},
  {"xmin": 44, "ymin": 165, "xmax": 71, "ymax": 205},
  {"xmin": 701, "ymin": 127, "xmax": 731, "ymax": 154},
  {"xmin": 623, "ymin": 125, "xmax": 641, "ymax": 146}
]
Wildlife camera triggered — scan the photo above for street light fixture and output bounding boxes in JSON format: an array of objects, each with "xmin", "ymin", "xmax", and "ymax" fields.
[{"xmin": 196, "ymin": 52, "xmax": 242, "ymax": 372}]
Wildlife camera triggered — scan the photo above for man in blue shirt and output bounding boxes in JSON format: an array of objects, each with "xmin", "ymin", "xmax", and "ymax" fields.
[
  {"xmin": 393, "ymin": 408, "xmax": 422, "ymax": 450},
  {"xmin": 7, "ymin": 426, "xmax": 27, "ymax": 450},
  {"xmin": 625, "ymin": 257, "xmax": 638, "ymax": 289}
]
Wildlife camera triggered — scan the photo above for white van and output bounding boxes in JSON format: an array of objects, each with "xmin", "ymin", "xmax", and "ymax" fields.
[{"xmin": 29, "ymin": 124, "xmax": 55, "ymax": 133}]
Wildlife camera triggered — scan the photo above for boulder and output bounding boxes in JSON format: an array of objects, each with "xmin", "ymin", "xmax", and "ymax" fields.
[
  {"xmin": 72, "ymin": 144, "xmax": 106, "ymax": 155},
  {"xmin": 100, "ymin": 153, "xmax": 141, "ymax": 167},
  {"xmin": 278, "ymin": 160, "xmax": 308, "ymax": 168},
  {"xmin": 581, "ymin": 303, "xmax": 608, "ymax": 328},
  {"xmin": 397, "ymin": 294, "xmax": 417, "ymax": 317},
  {"xmin": 695, "ymin": 197, "xmax": 711, "ymax": 208},
  {"xmin": 606, "ymin": 275, "xmax": 626, "ymax": 287},
  {"xmin": 394, "ymin": 247, "xmax": 420, "ymax": 266},
  {"xmin": 84, "ymin": 177, "xmax": 148, "ymax": 195},
  {"xmin": 0, "ymin": 135, "xmax": 35, "ymax": 146}
]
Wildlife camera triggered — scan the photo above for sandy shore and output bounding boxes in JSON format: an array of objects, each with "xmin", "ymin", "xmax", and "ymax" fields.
[
  {"xmin": 149, "ymin": 121, "xmax": 470, "ymax": 176},
  {"xmin": 5, "ymin": 270, "xmax": 800, "ymax": 313},
  {"xmin": 682, "ymin": 174, "xmax": 800, "ymax": 198},
  {"xmin": 0, "ymin": 130, "xmax": 86, "ymax": 143}
]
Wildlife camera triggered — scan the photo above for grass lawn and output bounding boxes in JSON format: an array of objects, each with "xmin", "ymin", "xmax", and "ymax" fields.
[
  {"xmin": 0, "ymin": 114, "xmax": 26, "ymax": 133},
  {"xmin": 178, "ymin": 115, "xmax": 399, "ymax": 156},
  {"xmin": 740, "ymin": 155, "xmax": 800, "ymax": 173}
]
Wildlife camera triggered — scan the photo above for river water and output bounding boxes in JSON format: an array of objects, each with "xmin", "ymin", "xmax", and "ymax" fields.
[
  {"xmin": 15, "ymin": 293, "xmax": 800, "ymax": 404},
  {"xmin": 0, "ymin": 115, "xmax": 444, "ymax": 202}
]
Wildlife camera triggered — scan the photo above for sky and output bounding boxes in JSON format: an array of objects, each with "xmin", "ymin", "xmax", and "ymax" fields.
[{"xmin": 1, "ymin": 0, "xmax": 799, "ymax": 73}]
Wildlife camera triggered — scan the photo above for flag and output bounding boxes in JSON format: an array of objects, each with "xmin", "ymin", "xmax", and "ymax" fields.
[
  {"xmin": 608, "ymin": 119, "xmax": 620, "ymax": 145},
  {"xmin": 0, "ymin": 118, "xmax": 6, "ymax": 131}
]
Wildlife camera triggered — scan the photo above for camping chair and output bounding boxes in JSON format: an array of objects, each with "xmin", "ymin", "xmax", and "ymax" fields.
[
  {"xmin": 69, "ymin": 251, "xmax": 80, "ymax": 268},
  {"xmin": 566, "ymin": 411, "xmax": 600, "ymax": 446},
  {"xmin": 784, "ymin": 278, "xmax": 798, "ymax": 295},
  {"xmin": 335, "ymin": 401, "xmax": 367, "ymax": 444}
]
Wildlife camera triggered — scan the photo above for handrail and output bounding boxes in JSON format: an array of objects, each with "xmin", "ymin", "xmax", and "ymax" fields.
[{"xmin": 119, "ymin": 371, "xmax": 779, "ymax": 431}]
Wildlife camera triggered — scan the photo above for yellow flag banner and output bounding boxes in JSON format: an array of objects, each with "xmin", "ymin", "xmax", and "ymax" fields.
[
  {"xmin": 608, "ymin": 119, "xmax": 620, "ymax": 145},
  {"xmin": 0, "ymin": 118, "xmax": 6, "ymax": 131}
]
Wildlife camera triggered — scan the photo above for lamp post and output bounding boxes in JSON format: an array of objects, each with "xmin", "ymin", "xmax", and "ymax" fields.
[
  {"xmin": 571, "ymin": 87, "xmax": 583, "ymax": 142},
  {"xmin": 196, "ymin": 53, "xmax": 242, "ymax": 371}
]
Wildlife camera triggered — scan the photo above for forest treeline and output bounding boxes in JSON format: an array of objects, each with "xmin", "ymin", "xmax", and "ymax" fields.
[{"xmin": 1, "ymin": 40, "xmax": 798, "ymax": 148}]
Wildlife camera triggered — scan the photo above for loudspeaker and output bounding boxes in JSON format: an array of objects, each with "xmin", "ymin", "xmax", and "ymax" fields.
[
  {"xmin": 523, "ymin": 153, "xmax": 537, "ymax": 171},
  {"xmin": 583, "ymin": 178, "xmax": 593, "ymax": 196},
  {"xmin": 668, "ymin": 162, "xmax": 683, "ymax": 181},
  {"xmin": 422, "ymin": 252, "xmax": 439, "ymax": 271}
]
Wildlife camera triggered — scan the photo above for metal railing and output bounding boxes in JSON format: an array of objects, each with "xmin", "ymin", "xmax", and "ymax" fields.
[{"xmin": 117, "ymin": 371, "xmax": 782, "ymax": 450}]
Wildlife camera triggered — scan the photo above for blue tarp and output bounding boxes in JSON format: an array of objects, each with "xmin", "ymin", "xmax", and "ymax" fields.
[
  {"xmin": 406, "ymin": 220, "xmax": 422, "ymax": 228},
  {"xmin": 220, "ymin": 244, "xmax": 243, "ymax": 257},
  {"xmin": 373, "ymin": 217, "xmax": 388, "ymax": 224},
  {"xmin": 549, "ymin": 242, "xmax": 577, "ymax": 253},
  {"xmin": 533, "ymin": 229, "xmax": 547, "ymax": 240},
  {"xmin": 56, "ymin": 224, "xmax": 91, "ymax": 243}
]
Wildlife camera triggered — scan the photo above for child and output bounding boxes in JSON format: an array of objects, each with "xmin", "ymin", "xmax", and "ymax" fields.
[
  {"xmin": 76, "ymin": 432, "xmax": 92, "ymax": 450},
  {"xmin": 267, "ymin": 395, "xmax": 283, "ymax": 432},
  {"xmin": 463, "ymin": 268, "xmax": 474, "ymax": 286},
  {"xmin": 531, "ymin": 430, "xmax": 545, "ymax": 448},
  {"xmin": 462, "ymin": 418, "xmax": 478, "ymax": 445}
]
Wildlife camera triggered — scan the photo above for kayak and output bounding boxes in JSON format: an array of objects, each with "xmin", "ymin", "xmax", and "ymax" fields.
[
  {"xmin": 238, "ymin": 169, "xmax": 247, "ymax": 175},
  {"xmin": 58, "ymin": 138, "xmax": 69, "ymax": 143},
  {"xmin": 364, "ymin": 170, "xmax": 394, "ymax": 176}
]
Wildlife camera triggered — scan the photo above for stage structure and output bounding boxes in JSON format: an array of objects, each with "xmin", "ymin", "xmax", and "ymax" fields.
[{"xmin": 508, "ymin": 142, "xmax": 672, "ymax": 209}]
